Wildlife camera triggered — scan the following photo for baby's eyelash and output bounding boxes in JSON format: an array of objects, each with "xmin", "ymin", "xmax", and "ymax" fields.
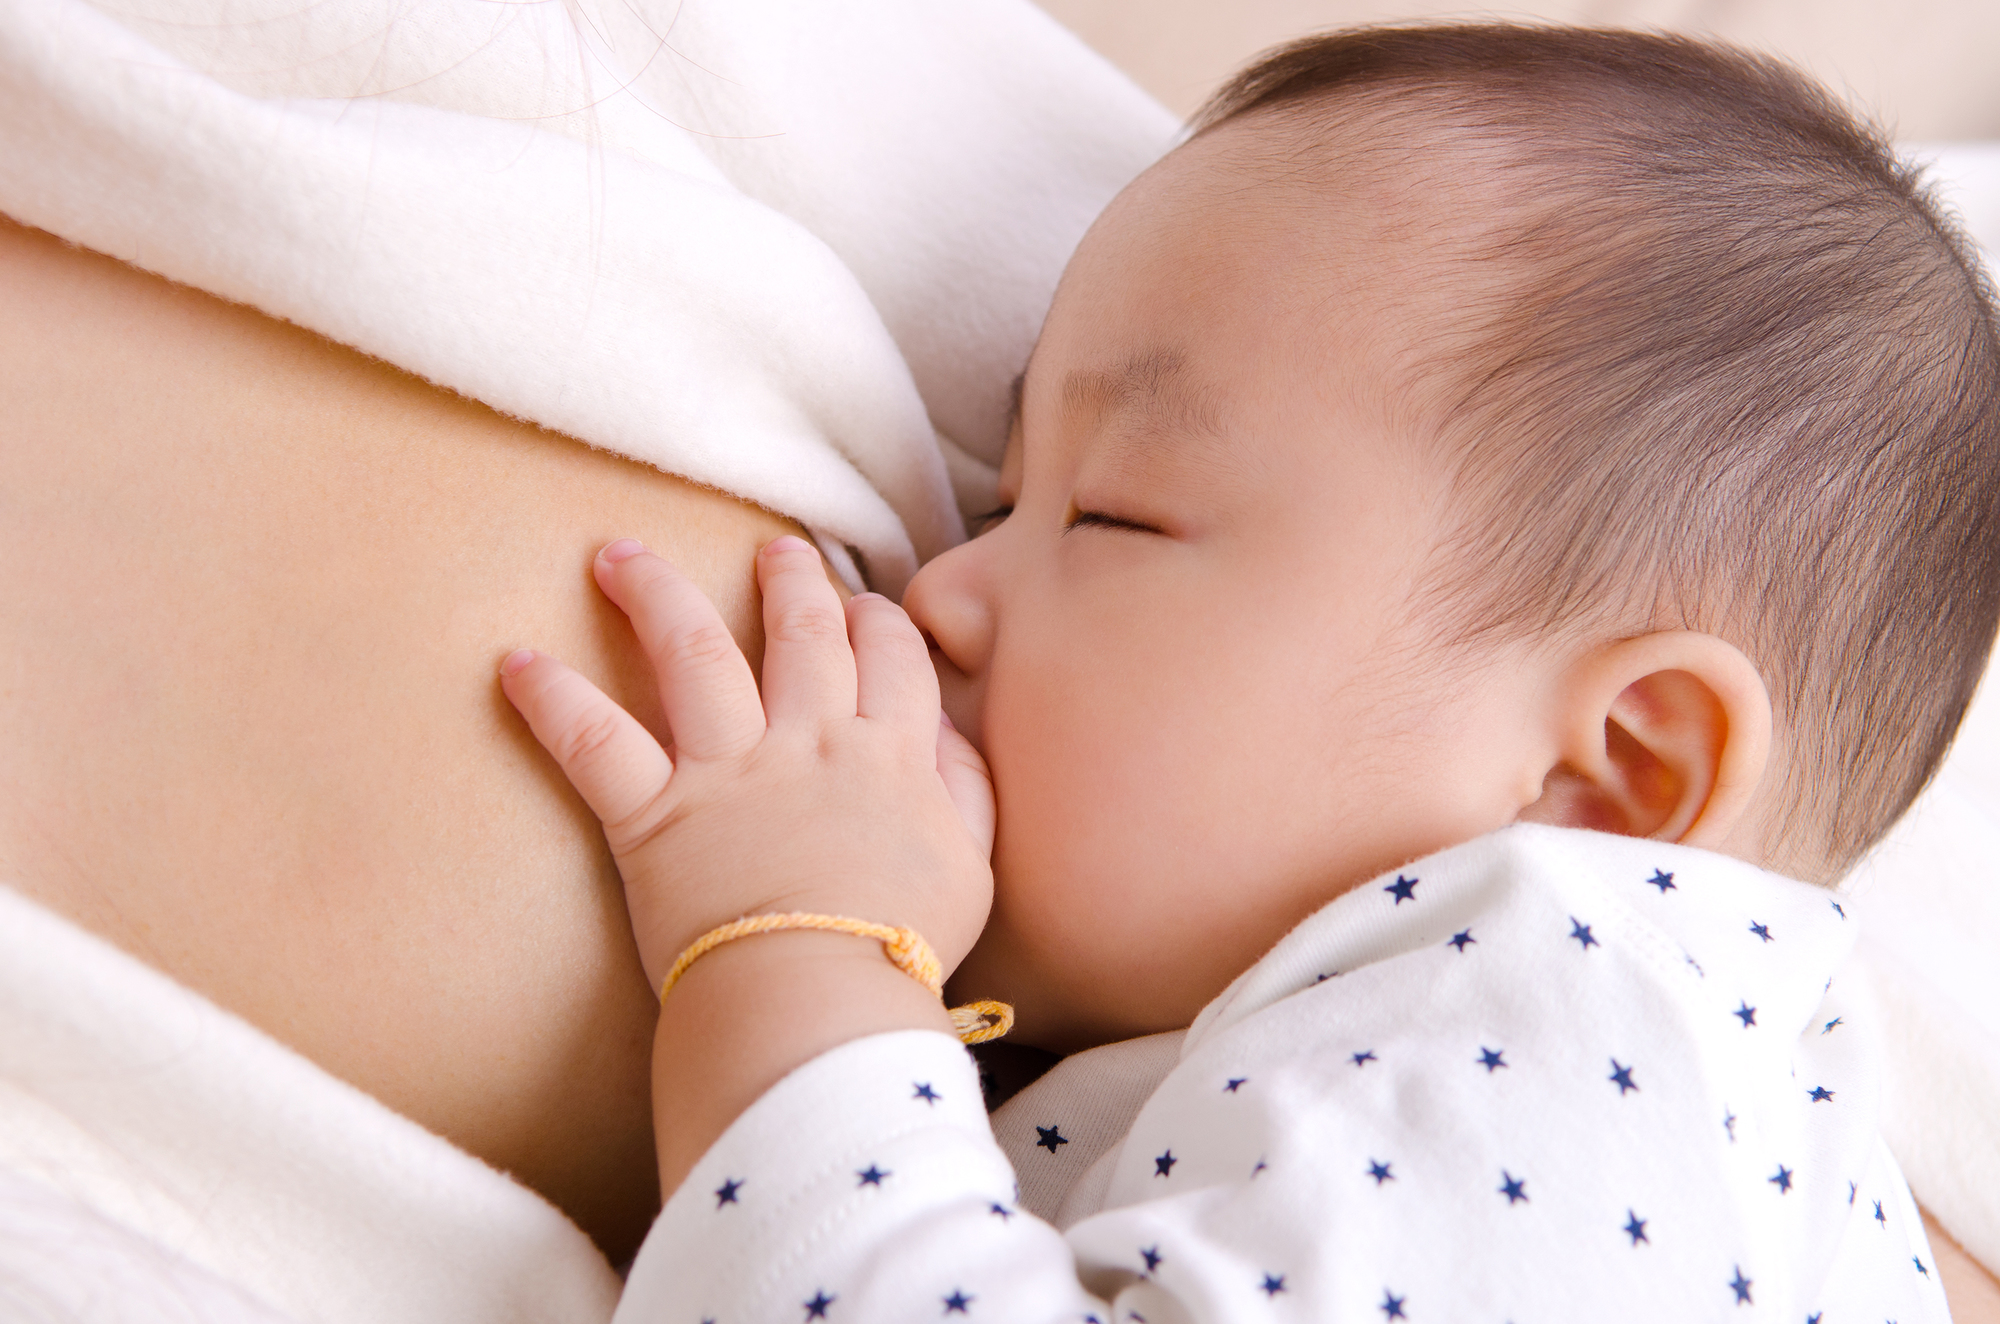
[
  {"xmin": 1065, "ymin": 510, "xmax": 1160, "ymax": 535},
  {"xmin": 969, "ymin": 504, "xmax": 1013, "ymax": 533}
]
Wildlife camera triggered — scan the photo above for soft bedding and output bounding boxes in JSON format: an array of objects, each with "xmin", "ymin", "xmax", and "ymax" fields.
[{"xmin": 0, "ymin": 0, "xmax": 1176, "ymax": 594}]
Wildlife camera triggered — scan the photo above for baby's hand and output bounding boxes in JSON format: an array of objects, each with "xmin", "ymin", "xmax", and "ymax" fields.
[{"xmin": 499, "ymin": 536, "xmax": 995, "ymax": 997}]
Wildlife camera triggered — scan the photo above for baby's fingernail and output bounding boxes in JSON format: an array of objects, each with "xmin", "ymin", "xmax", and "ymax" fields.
[
  {"xmin": 499, "ymin": 649, "xmax": 536, "ymax": 677},
  {"xmin": 851, "ymin": 592, "xmax": 886, "ymax": 604},
  {"xmin": 764, "ymin": 534, "xmax": 814, "ymax": 557},
  {"xmin": 939, "ymin": 710, "xmax": 957, "ymax": 731},
  {"xmin": 600, "ymin": 538, "xmax": 645, "ymax": 564}
]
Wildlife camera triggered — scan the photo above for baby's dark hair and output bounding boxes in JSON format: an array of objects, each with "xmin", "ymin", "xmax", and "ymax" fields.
[{"xmin": 1196, "ymin": 24, "xmax": 2000, "ymax": 877}]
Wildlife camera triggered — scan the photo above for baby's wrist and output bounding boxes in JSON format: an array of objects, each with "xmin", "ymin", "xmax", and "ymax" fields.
[
  {"xmin": 650, "ymin": 927, "xmax": 956, "ymax": 1199},
  {"xmin": 639, "ymin": 905, "xmax": 958, "ymax": 1002},
  {"xmin": 665, "ymin": 924, "xmax": 944, "ymax": 1000}
]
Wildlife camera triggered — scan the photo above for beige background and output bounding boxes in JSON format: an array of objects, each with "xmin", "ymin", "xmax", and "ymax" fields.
[{"xmin": 1037, "ymin": 0, "xmax": 2000, "ymax": 141}]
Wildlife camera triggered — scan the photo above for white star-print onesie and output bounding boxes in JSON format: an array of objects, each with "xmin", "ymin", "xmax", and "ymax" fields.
[{"xmin": 615, "ymin": 824, "xmax": 1950, "ymax": 1322}]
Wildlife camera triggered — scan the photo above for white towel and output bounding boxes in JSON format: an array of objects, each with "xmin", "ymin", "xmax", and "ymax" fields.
[
  {"xmin": 0, "ymin": 883, "xmax": 621, "ymax": 1324},
  {"xmin": 0, "ymin": 0, "xmax": 1177, "ymax": 593}
]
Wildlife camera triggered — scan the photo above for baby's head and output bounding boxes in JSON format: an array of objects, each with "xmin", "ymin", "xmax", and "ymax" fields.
[{"xmin": 910, "ymin": 25, "xmax": 2000, "ymax": 1051}]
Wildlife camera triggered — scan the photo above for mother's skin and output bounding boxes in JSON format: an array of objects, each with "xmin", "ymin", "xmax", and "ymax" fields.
[{"xmin": 0, "ymin": 215, "xmax": 804, "ymax": 1263}]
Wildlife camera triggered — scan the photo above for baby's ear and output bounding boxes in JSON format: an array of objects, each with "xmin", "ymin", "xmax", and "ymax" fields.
[{"xmin": 1516, "ymin": 632, "xmax": 1772, "ymax": 850}]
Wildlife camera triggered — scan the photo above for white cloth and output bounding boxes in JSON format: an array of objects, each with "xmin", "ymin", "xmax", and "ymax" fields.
[
  {"xmin": 0, "ymin": 884, "xmax": 620, "ymax": 1324},
  {"xmin": 0, "ymin": 0, "xmax": 1176, "ymax": 593},
  {"xmin": 623, "ymin": 824, "xmax": 1950, "ymax": 1322}
]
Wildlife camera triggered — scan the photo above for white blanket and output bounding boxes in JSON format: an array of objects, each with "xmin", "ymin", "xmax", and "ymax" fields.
[
  {"xmin": 0, "ymin": 0, "xmax": 1176, "ymax": 594},
  {"xmin": 0, "ymin": 884, "xmax": 614, "ymax": 1324}
]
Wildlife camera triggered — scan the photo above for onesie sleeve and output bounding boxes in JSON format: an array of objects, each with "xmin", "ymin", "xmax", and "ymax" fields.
[{"xmin": 615, "ymin": 1029, "xmax": 1108, "ymax": 1323}]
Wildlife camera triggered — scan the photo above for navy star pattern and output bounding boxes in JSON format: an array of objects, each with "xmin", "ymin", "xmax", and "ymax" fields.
[{"xmin": 671, "ymin": 844, "xmax": 1918, "ymax": 1323}]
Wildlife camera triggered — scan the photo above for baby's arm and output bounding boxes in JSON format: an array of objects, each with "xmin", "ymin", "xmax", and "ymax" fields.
[{"xmin": 500, "ymin": 535, "xmax": 994, "ymax": 1195}]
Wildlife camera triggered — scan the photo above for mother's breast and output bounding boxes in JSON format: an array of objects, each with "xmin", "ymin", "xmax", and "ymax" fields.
[{"xmin": 0, "ymin": 216, "xmax": 797, "ymax": 1261}]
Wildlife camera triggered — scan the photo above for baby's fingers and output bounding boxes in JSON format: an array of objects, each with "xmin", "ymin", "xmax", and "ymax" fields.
[
  {"xmin": 757, "ymin": 536, "xmax": 858, "ymax": 728},
  {"xmin": 848, "ymin": 592, "xmax": 939, "ymax": 732},
  {"xmin": 500, "ymin": 649, "xmax": 674, "ymax": 846},
  {"xmin": 594, "ymin": 541, "xmax": 765, "ymax": 761},
  {"xmin": 935, "ymin": 714, "xmax": 996, "ymax": 860}
]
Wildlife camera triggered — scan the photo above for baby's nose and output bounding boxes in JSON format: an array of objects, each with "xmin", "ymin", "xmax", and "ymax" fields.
[{"xmin": 902, "ymin": 539, "xmax": 996, "ymax": 686}]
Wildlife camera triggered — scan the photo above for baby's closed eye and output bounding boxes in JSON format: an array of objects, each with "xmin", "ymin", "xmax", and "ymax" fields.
[{"xmin": 1064, "ymin": 509, "xmax": 1162, "ymax": 535}]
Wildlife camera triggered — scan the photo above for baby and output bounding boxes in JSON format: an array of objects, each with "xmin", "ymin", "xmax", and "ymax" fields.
[{"xmin": 498, "ymin": 24, "xmax": 1997, "ymax": 1323}]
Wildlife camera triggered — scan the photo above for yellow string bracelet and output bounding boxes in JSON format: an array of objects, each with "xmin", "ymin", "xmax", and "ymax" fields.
[{"xmin": 658, "ymin": 912, "xmax": 1014, "ymax": 1046}]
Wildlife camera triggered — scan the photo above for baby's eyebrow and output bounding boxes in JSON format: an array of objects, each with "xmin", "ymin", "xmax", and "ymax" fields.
[{"xmin": 1059, "ymin": 349, "xmax": 1227, "ymax": 460}]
